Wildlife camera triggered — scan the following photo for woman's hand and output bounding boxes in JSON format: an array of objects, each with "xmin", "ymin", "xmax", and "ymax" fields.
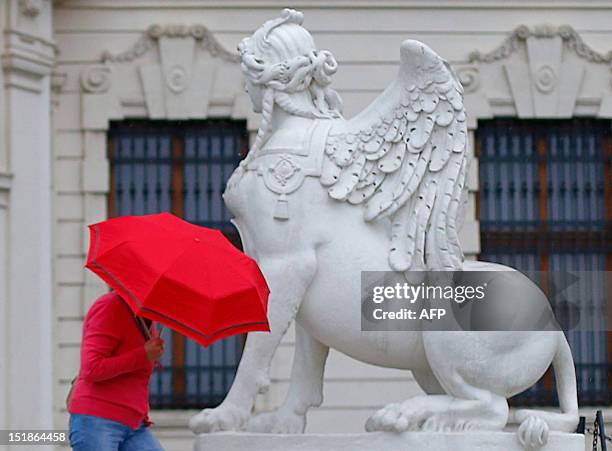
[{"xmin": 144, "ymin": 328, "xmax": 165, "ymax": 362}]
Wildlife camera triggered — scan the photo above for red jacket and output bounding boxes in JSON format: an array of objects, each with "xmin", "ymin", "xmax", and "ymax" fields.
[{"xmin": 68, "ymin": 291, "xmax": 155, "ymax": 429}]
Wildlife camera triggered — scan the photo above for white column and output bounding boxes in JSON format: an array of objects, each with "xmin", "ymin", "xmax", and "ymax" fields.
[
  {"xmin": 0, "ymin": 1, "xmax": 7, "ymax": 432},
  {"xmin": 0, "ymin": 173, "xmax": 11, "ymax": 430},
  {"xmin": 1, "ymin": 0, "xmax": 55, "ymax": 439}
]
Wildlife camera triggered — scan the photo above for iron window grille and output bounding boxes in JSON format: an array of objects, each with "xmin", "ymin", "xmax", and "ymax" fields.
[
  {"xmin": 476, "ymin": 118, "xmax": 612, "ymax": 406},
  {"xmin": 107, "ymin": 119, "xmax": 248, "ymax": 409}
]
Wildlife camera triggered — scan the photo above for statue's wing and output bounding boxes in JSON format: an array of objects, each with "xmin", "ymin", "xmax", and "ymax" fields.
[{"xmin": 321, "ymin": 40, "xmax": 468, "ymax": 271}]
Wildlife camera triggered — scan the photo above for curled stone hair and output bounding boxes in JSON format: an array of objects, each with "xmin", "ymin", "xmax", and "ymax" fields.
[{"xmin": 239, "ymin": 9, "xmax": 343, "ymax": 153}]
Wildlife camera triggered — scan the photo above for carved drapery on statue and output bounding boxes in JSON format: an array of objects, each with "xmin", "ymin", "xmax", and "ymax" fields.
[{"xmin": 243, "ymin": 120, "xmax": 332, "ymax": 220}]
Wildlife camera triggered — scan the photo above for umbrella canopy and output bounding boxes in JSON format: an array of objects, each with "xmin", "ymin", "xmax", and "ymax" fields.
[{"xmin": 85, "ymin": 212, "xmax": 270, "ymax": 347}]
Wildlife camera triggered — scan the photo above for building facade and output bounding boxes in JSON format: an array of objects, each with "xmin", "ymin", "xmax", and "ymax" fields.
[{"xmin": 0, "ymin": 1, "xmax": 610, "ymax": 450}]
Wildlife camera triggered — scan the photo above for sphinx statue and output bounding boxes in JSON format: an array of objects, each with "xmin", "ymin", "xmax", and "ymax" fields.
[{"xmin": 189, "ymin": 9, "xmax": 580, "ymax": 450}]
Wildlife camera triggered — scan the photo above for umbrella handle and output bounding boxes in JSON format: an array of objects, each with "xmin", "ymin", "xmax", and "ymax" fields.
[
  {"xmin": 154, "ymin": 323, "xmax": 165, "ymax": 371},
  {"xmin": 133, "ymin": 314, "xmax": 153, "ymax": 341}
]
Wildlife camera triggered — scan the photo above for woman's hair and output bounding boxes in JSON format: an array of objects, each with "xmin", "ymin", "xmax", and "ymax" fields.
[{"xmin": 239, "ymin": 9, "xmax": 343, "ymax": 153}]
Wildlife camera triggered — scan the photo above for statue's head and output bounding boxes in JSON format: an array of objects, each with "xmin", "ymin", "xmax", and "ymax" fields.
[{"xmin": 239, "ymin": 9, "xmax": 343, "ymax": 152}]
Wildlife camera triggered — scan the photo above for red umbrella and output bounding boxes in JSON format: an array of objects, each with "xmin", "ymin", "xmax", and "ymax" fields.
[{"xmin": 85, "ymin": 212, "xmax": 270, "ymax": 347}]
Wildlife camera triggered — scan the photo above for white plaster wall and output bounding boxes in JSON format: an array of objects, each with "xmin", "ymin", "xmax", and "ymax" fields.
[{"xmin": 50, "ymin": 2, "xmax": 612, "ymax": 449}]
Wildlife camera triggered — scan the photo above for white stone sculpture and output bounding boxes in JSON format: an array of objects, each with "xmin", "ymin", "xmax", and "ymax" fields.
[{"xmin": 190, "ymin": 9, "xmax": 580, "ymax": 450}]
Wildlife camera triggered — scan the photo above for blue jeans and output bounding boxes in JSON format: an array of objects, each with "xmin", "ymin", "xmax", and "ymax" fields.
[{"xmin": 69, "ymin": 414, "xmax": 164, "ymax": 451}]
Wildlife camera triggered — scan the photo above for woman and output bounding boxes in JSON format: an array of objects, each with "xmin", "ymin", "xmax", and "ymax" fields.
[{"xmin": 68, "ymin": 290, "xmax": 165, "ymax": 450}]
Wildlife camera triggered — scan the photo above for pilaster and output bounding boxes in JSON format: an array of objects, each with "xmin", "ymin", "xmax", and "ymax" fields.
[{"xmin": 1, "ymin": 0, "xmax": 55, "ymax": 440}]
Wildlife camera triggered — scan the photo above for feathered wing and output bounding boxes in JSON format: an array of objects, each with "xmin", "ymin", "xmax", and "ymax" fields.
[{"xmin": 320, "ymin": 40, "xmax": 468, "ymax": 271}]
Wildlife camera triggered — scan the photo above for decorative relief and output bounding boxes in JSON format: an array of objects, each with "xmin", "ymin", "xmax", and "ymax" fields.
[
  {"xmin": 464, "ymin": 23, "xmax": 612, "ymax": 118},
  {"xmin": 270, "ymin": 156, "xmax": 300, "ymax": 187},
  {"xmin": 19, "ymin": 0, "xmax": 43, "ymax": 18},
  {"xmin": 80, "ymin": 22, "xmax": 246, "ymax": 121},
  {"xmin": 456, "ymin": 67, "xmax": 480, "ymax": 94},
  {"xmin": 81, "ymin": 65, "xmax": 112, "ymax": 93},
  {"xmin": 259, "ymin": 154, "xmax": 307, "ymax": 221},
  {"xmin": 165, "ymin": 64, "xmax": 189, "ymax": 93},
  {"xmin": 469, "ymin": 24, "xmax": 612, "ymax": 64},
  {"xmin": 100, "ymin": 24, "xmax": 239, "ymax": 64},
  {"xmin": 534, "ymin": 65, "xmax": 556, "ymax": 93},
  {"xmin": 51, "ymin": 71, "xmax": 67, "ymax": 94}
]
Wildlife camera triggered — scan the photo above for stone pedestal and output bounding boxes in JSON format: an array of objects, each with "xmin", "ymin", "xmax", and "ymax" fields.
[{"xmin": 194, "ymin": 431, "xmax": 585, "ymax": 451}]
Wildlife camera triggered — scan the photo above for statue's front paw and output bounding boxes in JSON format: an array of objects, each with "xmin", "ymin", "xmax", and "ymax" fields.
[
  {"xmin": 517, "ymin": 416, "xmax": 549, "ymax": 450},
  {"xmin": 246, "ymin": 408, "xmax": 306, "ymax": 433},
  {"xmin": 189, "ymin": 403, "xmax": 249, "ymax": 433},
  {"xmin": 365, "ymin": 402, "xmax": 424, "ymax": 433}
]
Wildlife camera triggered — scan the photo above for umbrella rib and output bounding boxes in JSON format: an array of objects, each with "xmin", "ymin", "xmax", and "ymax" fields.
[
  {"xmin": 88, "ymin": 224, "xmax": 144, "ymax": 268},
  {"xmin": 89, "ymin": 258, "xmax": 145, "ymax": 308},
  {"xmin": 139, "ymin": 306, "xmax": 268, "ymax": 340}
]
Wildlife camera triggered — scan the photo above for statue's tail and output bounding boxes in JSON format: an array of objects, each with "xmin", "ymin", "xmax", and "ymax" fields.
[{"xmin": 515, "ymin": 333, "xmax": 579, "ymax": 448}]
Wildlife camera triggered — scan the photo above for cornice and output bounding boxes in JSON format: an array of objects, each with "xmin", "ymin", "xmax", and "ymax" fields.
[
  {"xmin": 2, "ymin": 48, "xmax": 54, "ymax": 77},
  {"xmin": 1, "ymin": 28, "xmax": 56, "ymax": 87},
  {"xmin": 4, "ymin": 28, "xmax": 57, "ymax": 52},
  {"xmin": 53, "ymin": 0, "xmax": 612, "ymax": 9}
]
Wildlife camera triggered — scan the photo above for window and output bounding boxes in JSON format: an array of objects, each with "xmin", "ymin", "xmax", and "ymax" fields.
[
  {"xmin": 108, "ymin": 119, "xmax": 248, "ymax": 408},
  {"xmin": 476, "ymin": 118, "xmax": 611, "ymax": 405}
]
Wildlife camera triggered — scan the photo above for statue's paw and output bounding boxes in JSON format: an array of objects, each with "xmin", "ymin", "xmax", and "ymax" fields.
[
  {"xmin": 246, "ymin": 408, "xmax": 306, "ymax": 433},
  {"xmin": 365, "ymin": 402, "xmax": 424, "ymax": 433},
  {"xmin": 189, "ymin": 403, "xmax": 249, "ymax": 434},
  {"xmin": 517, "ymin": 416, "xmax": 549, "ymax": 450}
]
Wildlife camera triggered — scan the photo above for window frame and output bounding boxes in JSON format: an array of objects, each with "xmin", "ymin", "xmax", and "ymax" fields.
[
  {"xmin": 107, "ymin": 119, "xmax": 249, "ymax": 409},
  {"xmin": 475, "ymin": 118, "xmax": 612, "ymax": 406}
]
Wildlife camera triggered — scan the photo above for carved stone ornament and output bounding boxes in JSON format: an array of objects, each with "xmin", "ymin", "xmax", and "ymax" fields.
[
  {"xmin": 469, "ymin": 24, "xmax": 612, "ymax": 64},
  {"xmin": 269, "ymin": 156, "xmax": 299, "ymax": 186},
  {"xmin": 462, "ymin": 23, "xmax": 612, "ymax": 118},
  {"xmin": 100, "ymin": 24, "xmax": 239, "ymax": 64},
  {"xmin": 81, "ymin": 22, "xmax": 244, "ymax": 121},
  {"xmin": 191, "ymin": 10, "xmax": 582, "ymax": 451},
  {"xmin": 51, "ymin": 71, "xmax": 68, "ymax": 94},
  {"xmin": 263, "ymin": 156, "xmax": 302, "ymax": 220},
  {"xmin": 165, "ymin": 64, "xmax": 189, "ymax": 93},
  {"xmin": 80, "ymin": 65, "xmax": 112, "ymax": 93},
  {"xmin": 456, "ymin": 67, "xmax": 480, "ymax": 93},
  {"xmin": 534, "ymin": 64, "xmax": 556, "ymax": 93},
  {"xmin": 19, "ymin": 0, "xmax": 42, "ymax": 18}
]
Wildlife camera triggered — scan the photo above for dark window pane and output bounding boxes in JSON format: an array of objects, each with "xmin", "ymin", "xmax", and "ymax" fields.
[
  {"xmin": 108, "ymin": 120, "xmax": 248, "ymax": 409},
  {"xmin": 477, "ymin": 118, "xmax": 611, "ymax": 406}
]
